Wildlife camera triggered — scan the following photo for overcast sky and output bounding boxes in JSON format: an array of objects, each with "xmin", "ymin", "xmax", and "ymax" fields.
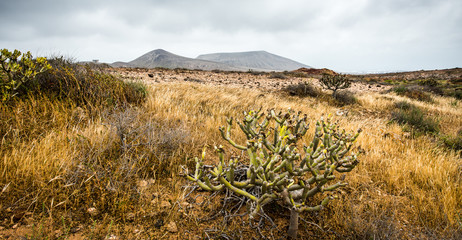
[{"xmin": 1, "ymin": 0, "xmax": 461, "ymax": 72}]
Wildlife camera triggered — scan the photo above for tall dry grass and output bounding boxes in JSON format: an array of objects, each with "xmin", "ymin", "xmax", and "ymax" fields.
[
  {"xmin": 143, "ymin": 82, "xmax": 461, "ymax": 238},
  {"xmin": 1, "ymin": 76, "xmax": 461, "ymax": 238}
]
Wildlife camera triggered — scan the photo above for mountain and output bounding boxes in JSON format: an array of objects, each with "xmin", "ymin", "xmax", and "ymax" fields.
[
  {"xmin": 112, "ymin": 49, "xmax": 243, "ymax": 71},
  {"xmin": 196, "ymin": 51, "xmax": 311, "ymax": 71}
]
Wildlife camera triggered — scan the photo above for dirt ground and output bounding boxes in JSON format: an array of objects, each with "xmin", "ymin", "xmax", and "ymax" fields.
[{"xmin": 111, "ymin": 68, "xmax": 391, "ymax": 94}]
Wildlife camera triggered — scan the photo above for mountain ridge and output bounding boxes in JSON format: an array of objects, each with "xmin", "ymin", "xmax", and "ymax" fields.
[
  {"xmin": 111, "ymin": 49, "xmax": 311, "ymax": 71},
  {"xmin": 196, "ymin": 50, "xmax": 311, "ymax": 71}
]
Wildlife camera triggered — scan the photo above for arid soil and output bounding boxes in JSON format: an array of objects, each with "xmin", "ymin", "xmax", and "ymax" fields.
[{"xmin": 110, "ymin": 68, "xmax": 390, "ymax": 93}]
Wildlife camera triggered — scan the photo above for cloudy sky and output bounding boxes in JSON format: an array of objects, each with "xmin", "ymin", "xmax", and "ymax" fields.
[{"xmin": 1, "ymin": 0, "xmax": 461, "ymax": 72}]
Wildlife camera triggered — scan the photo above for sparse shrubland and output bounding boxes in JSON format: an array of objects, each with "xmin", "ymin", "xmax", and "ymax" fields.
[{"xmin": 1, "ymin": 52, "xmax": 461, "ymax": 239}]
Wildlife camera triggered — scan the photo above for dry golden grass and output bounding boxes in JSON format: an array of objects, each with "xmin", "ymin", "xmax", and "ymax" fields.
[{"xmin": 1, "ymin": 79, "xmax": 461, "ymax": 239}]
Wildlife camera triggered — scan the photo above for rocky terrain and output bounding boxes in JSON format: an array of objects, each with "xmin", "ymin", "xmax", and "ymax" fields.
[{"xmin": 110, "ymin": 67, "xmax": 389, "ymax": 93}]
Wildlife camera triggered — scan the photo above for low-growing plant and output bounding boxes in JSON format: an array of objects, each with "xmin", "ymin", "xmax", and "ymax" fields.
[
  {"xmin": 319, "ymin": 73, "xmax": 351, "ymax": 97},
  {"xmin": 33, "ymin": 57, "xmax": 146, "ymax": 107},
  {"xmin": 392, "ymin": 85, "xmax": 433, "ymax": 102},
  {"xmin": 333, "ymin": 90, "xmax": 357, "ymax": 106},
  {"xmin": 393, "ymin": 85, "xmax": 408, "ymax": 94},
  {"xmin": 283, "ymin": 81, "xmax": 320, "ymax": 97},
  {"xmin": 454, "ymin": 89, "xmax": 462, "ymax": 100},
  {"xmin": 187, "ymin": 109, "xmax": 361, "ymax": 239},
  {"xmin": 0, "ymin": 49, "xmax": 51, "ymax": 102},
  {"xmin": 441, "ymin": 128, "xmax": 462, "ymax": 153},
  {"xmin": 393, "ymin": 100, "xmax": 412, "ymax": 110},
  {"xmin": 391, "ymin": 103, "xmax": 439, "ymax": 134},
  {"xmin": 419, "ymin": 78, "xmax": 438, "ymax": 87},
  {"xmin": 269, "ymin": 72, "xmax": 287, "ymax": 79}
]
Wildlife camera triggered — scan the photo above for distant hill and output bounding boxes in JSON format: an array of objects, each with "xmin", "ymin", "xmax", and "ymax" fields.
[
  {"xmin": 111, "ymin": 49, "xmax": 243, "ymax": 71},
  {"xmin": 196, "ymin": 51, "xmax": 311, "ymax": 71}
]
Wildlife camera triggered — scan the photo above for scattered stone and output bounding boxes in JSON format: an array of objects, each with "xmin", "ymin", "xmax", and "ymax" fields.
[
  {"xmin": 195, "ymin": 195, "xmax": 205, "ymax": 204},
  {"xmin": 160, "ymin": 200, "xmax": 171, "ymax": 209},
  {"xmin": 54, "ymin": 229, "xmax": 63, "ymax": 238},
  {"xmin": 126, "ymin": 212, "xmax": 136, "ymax": 221},
  {"xmin": 87, "ymin": 207, "xmax": 98, "ymax": 216},
  {"xmin": 138, "ymin": 180, "xmax": 148, "ymax": 188},
  {"xmin": 106, "ymin": 234, "xmax": 119, "ymax": 240},
  {"xmin": 70, "ymin": 224, "xmax": 83, "ymax": 233},
  {"xmin": 166, "ymin": 221, "xmax": 178, "ymax": 233}
]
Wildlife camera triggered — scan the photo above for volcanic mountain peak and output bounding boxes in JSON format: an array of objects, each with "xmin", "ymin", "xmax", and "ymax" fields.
[
  {"xmin": 196, "ymin": 51, "xmax": 311, "ymax": 71},
  {"xmin": 111, "ymin": 49, "xmax": 311, "ymax": 71}
]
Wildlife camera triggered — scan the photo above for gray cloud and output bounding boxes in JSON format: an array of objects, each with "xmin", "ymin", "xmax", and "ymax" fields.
[{"xmin": 1, "ymin": 0, "xmax": 460, "ymax": 72}]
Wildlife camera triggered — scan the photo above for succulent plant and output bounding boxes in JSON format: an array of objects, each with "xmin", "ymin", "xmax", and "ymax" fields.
[
  {"xmin": 0, "ymin": 49, "xmax": 51, "ymax": 102},
  {"xmin": 320, "ymin": 73, "xmax": 351, "ymax": 97},
  {"xmin": 188, "ymin": 109, "xmax": 361, "ymax": 238}
]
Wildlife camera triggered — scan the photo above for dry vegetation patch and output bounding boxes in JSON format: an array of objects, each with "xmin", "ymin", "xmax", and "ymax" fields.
[{"xmin": 1, "ymin": 66, "xmax": 461, "ymax": 239}]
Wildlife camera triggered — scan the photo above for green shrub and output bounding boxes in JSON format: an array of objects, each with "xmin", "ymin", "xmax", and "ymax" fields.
[
  {"xmin": 393, "ymin": 85, "xmax": 408, "ymax": 94},
  {"xmin": 269, "ymin": 72, "xmax": 287, "ymax": 79},
  {"xmin": 0, "ymin": 49, "xmax": 51, "ymax": 102},
  {"xmin": 391, "ymin": 103, "xmax": 439, "ymax": 134},
  {"xmin": 441, "ymin": 129, "xmax": 462, "ymax": 153},
  {"xmin": 334, "ymin": 90, "xmax": 357, "ymax": 105},
  {"xmin": 393, "ymin": 85, "xmax": 433, "ymax": 102},
  {"xmin": 454, "ymin": 89, "xmax": 462, "ymax": 100},
  {"xmin": 283, "ymin": 81, "xmax": 319, "ymax": 97},
  {"xmin": 393, "ymin": 100, "xmax": 412, "ymax": 110},
  {"xmin": 419, "ymin": 78, "xmax": 438, "ymax": 87}
]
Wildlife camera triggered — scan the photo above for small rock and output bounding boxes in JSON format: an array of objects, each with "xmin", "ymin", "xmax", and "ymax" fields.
[
  {"xmin": 106, "ymin": 234, "xmax": 119, "ymax": 240},
  {"xmin": 87, "ymin": 207, "xmax": 98, "ymax": 216},
  {"xmin": 195, "ymin": 195, "xmax": 205, "ymax": 204},
  {"xmin": 70, "ymin": 224, "xmax": 83, "ymax": 233},
  {"xmin": 160, "ymin": 200, "xmax": 171, "ymax": 209},
  {"xmin": 138, "ymin": 180, "xmax": 148, "ymax": 189},
  {"xmin": 166, "ymin": 221, "xmax": 178, "ymax": 233},
  {"xmin": 54, "ymin": 229, "xmax": 63, "ymax": 238},
  {"xmin": 126, "ymin": 212, "xmax": 135, "ymax": 221}
]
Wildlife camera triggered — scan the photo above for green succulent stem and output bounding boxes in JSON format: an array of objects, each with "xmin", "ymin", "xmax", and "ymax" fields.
[{"xmin": 187, "ymin": 109, "xmax": 361, "ymax": 239}]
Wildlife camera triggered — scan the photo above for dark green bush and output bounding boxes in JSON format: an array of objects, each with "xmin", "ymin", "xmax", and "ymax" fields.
[
  {"xmin": 454, "ymin": 89, "xmax": 462, "ymax": 100},
  {"xmin": 394, "ymin": 101, "xmax": 412, "ymax": 110},
  {"xmin": 269, "ymin": 72, "xmax": 287, "ymax": 79},
  {"xmin": 334, "ymin": 90, "xmax": 357, "ymax": 105},
  {"xmin": 393, "ymin": 85, "xmax": 408, "ymax": 94},
  {"xmin": 391, "ymin": 103, "xmax": 439, "ymax": 134},
  {"xmin": 283, "ymin": 81, "xmax": 319, "ymax": 97},
  {"xmin": 441, "ymin": 129, "xmax": 462, "ymax": 153},
  {"xmin": 419, "ymin": 78, "xmax": 438, "ymax": 87},
  {"xmin": 392, "ymin": 85, "xmax": 433, "ymax": 102}
]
